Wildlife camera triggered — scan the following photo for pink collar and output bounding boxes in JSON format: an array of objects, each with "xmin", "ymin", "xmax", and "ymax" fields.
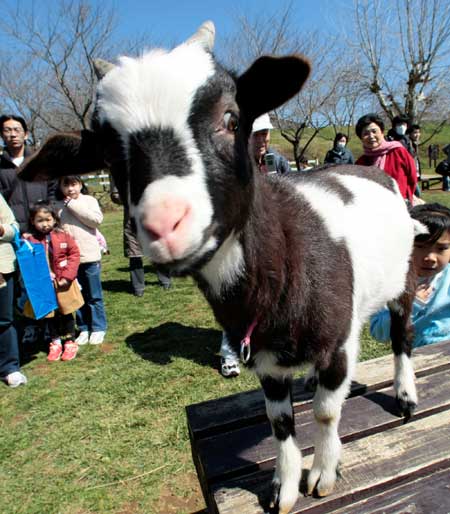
[{"xmin": 240, "ymin": 318, "xmax": 258, "ymax": 363}]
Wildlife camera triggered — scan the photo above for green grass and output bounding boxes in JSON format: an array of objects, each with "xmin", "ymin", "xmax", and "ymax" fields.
[{"xmin": 2, "ymin": 189, "xmax": 450, "ymax": 514}]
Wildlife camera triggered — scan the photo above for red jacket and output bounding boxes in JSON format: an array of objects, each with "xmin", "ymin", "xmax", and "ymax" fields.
[
  {"xmin": 28, "ymin": 229, "xmax": 80, "ymax": 282},
  {"xmin": 356, "ymin": 146, "xmax": 417, "ymax": 201}
]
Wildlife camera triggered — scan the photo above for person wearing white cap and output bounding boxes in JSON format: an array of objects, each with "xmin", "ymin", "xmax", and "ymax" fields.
[{"xmin": 250, "ymin": 113, "xmax": 291, "ymax": 174}]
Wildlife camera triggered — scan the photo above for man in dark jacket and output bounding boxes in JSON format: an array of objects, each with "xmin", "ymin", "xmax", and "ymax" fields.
[{"xmin": 0, "ymin": 114, "xmax": 56, "ymax": 232}]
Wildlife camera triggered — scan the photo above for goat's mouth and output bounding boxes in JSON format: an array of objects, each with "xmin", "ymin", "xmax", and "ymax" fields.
[{"xmin": 142, "ymin": 221, "xmax": 220, "ymax": 273}]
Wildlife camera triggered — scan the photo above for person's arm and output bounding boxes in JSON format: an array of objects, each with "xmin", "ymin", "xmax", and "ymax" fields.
[
  {"xmin": 65, "ymin": 195, "xmax": 103, "ymax": 228},
  {"xmin": 0, "ymin": 193, "xmax": 19, "ymax": 241},
  {"xmin": 57, "ymin": 233, "xmax": 81, "ymax": 285},
  {"xmin": 369, "ymin": 307, "xmax": 392, "ymax": 342},
  {"xmin": 277, "ymin": 154, "xmax": 292, "ymax": 174},
  {"xmin": 404, "ymin": 149, "xmax": 418, "ymax": 201}
]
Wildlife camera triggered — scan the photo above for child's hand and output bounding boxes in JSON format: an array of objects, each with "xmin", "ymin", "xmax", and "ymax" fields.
[
  {"xmin": 415, "ymin": 282, "xmax": 433, "ymax": 302},
  {"xmin": 22, "ymin": 232, "xmax": 32, "ymax": 240},
  {"xmin": 56, "ymin": 278, "xmax": 70, "ymax": 291}
]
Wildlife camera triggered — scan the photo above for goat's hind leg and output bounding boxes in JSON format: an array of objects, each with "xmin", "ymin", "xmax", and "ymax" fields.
[
  {"xmin": 388, "ymin": 271, "xmax": 417, "ymax": 418},
  {"xmin": 260, "ymin": 374, "xmax": 301, "ymax": 514}
]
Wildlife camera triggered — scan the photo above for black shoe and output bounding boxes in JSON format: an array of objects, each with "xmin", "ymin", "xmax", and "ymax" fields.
[{"xmin": 133, "ymin": 289, "xmax": 144, "ymax": 297}]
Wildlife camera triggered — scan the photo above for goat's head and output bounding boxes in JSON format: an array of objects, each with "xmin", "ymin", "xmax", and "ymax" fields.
[{"xmin": 20, "ymin": 21, "xmax": 310, "ymax": 273}]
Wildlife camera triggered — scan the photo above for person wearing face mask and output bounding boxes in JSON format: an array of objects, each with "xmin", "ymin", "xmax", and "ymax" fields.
[
  {"xmin": 324, "ymin": 133, "xmax": 355, "ymax": 165},
  {"xmin": 386, "ymin": 115, "xmax": 415, "ymax": 157},
  {"xmin": 355, "ymin": 113, "xmax": 417, "ymax": 203}
]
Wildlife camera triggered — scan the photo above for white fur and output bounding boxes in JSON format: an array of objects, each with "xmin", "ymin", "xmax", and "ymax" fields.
[
  {"xmin": 394, "ymin": 353, "xmax": 418, "ymax": 405},
  {"xmin": 96, "ymin": 43, "xmax": 215, "ymax": 137},
  {"xmin": 277, "ymin": 435, "xmax": 302, "ymax": 512},
  {"xmin": 199, "ymin": 231, "xmax": 245, "ymax": 297},
  {"xmin": 296, "ymin": 174, "xmax": 414, "ymax": 323}
]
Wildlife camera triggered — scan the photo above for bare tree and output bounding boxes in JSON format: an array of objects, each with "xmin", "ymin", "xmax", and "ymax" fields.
[
  {"xmin": 353, "ymin": 0, "xmax": 450, "ymax": 131},
  {"xmin": 0, "ymin": 0, "xmax": 151, "ymax": 144},
  {"xmin": 223, "ymin": 2, "xmax": 354, "ymax": 168}
]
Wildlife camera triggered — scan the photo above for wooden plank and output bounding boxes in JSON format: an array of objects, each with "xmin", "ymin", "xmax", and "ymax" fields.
[
  {"xmin": 196, "ymin": 368, "xmax": 450, "ymax": 484},
  {"xmin": 329, "ymin": 466, "xmax": 450, "ymax": 514},
  {"xmin": 212, "ymin": 409, "xmax": 450, "ymax": 514},
  {"xmin": 186, "ymin": 341, "xmax": 450, "ymax": 439}
]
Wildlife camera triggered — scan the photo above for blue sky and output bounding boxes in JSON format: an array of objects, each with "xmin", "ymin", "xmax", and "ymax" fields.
[{"xmin": 99, "ymin": 0, "xmax": 350, "ymax": 48}]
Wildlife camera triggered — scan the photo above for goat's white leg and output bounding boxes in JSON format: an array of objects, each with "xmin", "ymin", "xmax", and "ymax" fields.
[
  {"xmin": 260, "ymin": 374, "xmax": 301, "ymax": 514},
  {"xmin": 307, "ymin": 333, "xmax": 358, "ymax": 497},
  {"xmin": 388, "ymin": 287, "xmax": 418, "ymax": 418}
]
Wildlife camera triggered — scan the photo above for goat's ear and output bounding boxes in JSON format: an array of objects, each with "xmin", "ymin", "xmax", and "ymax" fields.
[
  {"xmin": 19, "ymin": 129, "xmax": 105, "ymax": 182},
  {"xmin": 236, "ymin": 55, "xmax": 310, "ymax": 124}
]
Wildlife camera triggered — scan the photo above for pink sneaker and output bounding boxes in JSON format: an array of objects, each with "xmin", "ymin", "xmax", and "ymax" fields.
[
  {"xmin": 61, "ymin": 341, "xmax": 78, "ymax": 361},
  {"xmin": 47, "ymin": 341, "xmax": 63, "ymax": 362}
]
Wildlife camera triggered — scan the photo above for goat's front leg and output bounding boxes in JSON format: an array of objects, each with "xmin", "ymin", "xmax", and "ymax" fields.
[
  {"xmin": 307, "ymin": 346, "xmax": 353, "ymax": 497},
  {"xmin": 259, "ymin": 373, "xmax": 300, "ymax": 514}
]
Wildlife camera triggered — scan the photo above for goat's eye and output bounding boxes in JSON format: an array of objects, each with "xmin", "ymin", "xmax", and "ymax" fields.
[{"xmin": 223, "ymin": 112, "xmax": 239, "ymax": 132}]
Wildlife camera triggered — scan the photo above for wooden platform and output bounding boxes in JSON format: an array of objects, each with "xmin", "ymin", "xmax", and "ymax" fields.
[
  {"xmin": 186, "ymin": 341, "xmax": 450, "ymax": 513},
  {"xmin": 421, "ymin": 174, "xmax": 443, "ymax": 190}
]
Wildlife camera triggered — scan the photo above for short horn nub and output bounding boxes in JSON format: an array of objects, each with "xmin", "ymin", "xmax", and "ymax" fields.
[
  {"xmin": 185, "ymin": 20, "xmax": 215, "ymax": 52},
  {"xmin": 93, "ymin": 58, "xmax": 115, "ymax": 80}
]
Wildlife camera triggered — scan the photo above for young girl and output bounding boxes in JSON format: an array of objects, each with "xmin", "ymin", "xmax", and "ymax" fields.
[
  {"xmin": 371, "ymin": 203, "xmax": 450, "ymax": 347},
  {"xmin": 27, "ymin": 201, "xmax": 81, "ymax": 361},
  {"xmin": 57, "ymin": 176, "xmax": 107, "ymax": 345}
]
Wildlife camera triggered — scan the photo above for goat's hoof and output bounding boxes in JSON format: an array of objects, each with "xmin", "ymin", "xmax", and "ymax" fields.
[
  {"xmin": 396, "ymin": 396, "xmax": 417, "ymax": 420},
  {"xmin": 269, "ymin": 479, "xmax": 281, "ymax": 510},
  {"xmin": 307, "ymin": 468, "xmax": 336, "ymax": 497}
]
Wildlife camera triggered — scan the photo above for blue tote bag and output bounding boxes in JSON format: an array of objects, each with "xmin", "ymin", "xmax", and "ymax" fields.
[{"xmin": 13, "ymin": 230, "xmax": 58, "ymax": 319}]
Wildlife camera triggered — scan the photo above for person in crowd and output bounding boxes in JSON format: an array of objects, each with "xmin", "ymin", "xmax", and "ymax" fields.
[
  {"xmin": 57, "ymin": 176, "xmax": 107, "ymax": 345},
  {"xmin": 355, "ymin": 113, "xmax": 417, "ymax": 203},
  {"xmin": 0, "ymin": 114, "xmax": 57, "ymax": 345},
  {"xmin": 386, "ymin": 115, "xmax": 415, "ymax": 156},
  {"xmin": 407, "ymin": 124, "xmax": 422, "ymax": 197},
  {"xmin": 26, "ymin": 201, "xmax": 81, "ymax": 361},
  {"xmin": 250, "ymin": 114, "xmax": 291, "ymax": 174},
  {"xmin": 0, "ymin": 114, "xmax": 56, "ymax": 232},
  {"xmin": 324, "ymin": 133, "xmax": 355, "ymax": 165},
  {"xmin": 110, "ymin": 178, "xmax": 172, "ymax": 294},
  {"xmin": 0, "ymin": 193, "xmax": 27, "ymax": 387},
  {"xmin": 371, "ymin": 203, "xmax": 450, "ymax": 347},
  {"xmin": 436, "ymin": 144, "xmax": 450, "ymax": 192},
  {"xmin": 428, "ymin": 144, "xmax": 439, "ymax": 168}
]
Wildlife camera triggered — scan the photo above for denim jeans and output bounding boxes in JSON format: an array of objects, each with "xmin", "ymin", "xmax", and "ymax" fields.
[
  {"xmin": 0, "ymin": 272, "xmax": 20, "ymax": 377},
  {"xmin": 76, "ymin": 262, "xmax": 107, "ymax": 332}
]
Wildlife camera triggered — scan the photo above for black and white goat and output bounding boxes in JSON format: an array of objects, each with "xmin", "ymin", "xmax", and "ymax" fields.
[{"xmin": 20, "ymin": 22, "xmax": 418, "ymax": 514}]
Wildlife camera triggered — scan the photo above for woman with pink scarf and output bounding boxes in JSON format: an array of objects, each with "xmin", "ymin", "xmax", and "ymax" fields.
[{"xmin": 355, "ymin": 113, "xmax": 417, "ymax": 202}]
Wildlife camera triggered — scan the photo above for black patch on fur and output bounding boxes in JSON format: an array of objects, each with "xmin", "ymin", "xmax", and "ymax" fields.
[
  {"xmin": 318, "ymin": 348, "xmax": 347, "ymax": 391},
  {"xmin": 272, "ymin": 414, "xmax": 296, "ymax": 440},
  {"xmin": 390, "ymin": 259, "xmax": 416, "ymax": 357},
  {"xmin": 260, "ymin": 375, "xmax": 293, "ymax": 402},
  {"xmin": 128, "ymin": 128, "xmax": 191, "ymax": 206}
]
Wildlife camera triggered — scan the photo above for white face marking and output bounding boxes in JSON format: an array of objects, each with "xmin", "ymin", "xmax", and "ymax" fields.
[
  {"xmin": 96, "ymin": 43, "xmax": 215, "ymax": 136},
  {"xmin": 199, "ymin": 231, "xmax": 245, "ymax": 297}
]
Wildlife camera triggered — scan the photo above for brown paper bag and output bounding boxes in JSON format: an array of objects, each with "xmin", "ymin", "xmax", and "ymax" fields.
[{"xmin": 56, "ymin": 279, "xmax": 84, "ymax": 315}]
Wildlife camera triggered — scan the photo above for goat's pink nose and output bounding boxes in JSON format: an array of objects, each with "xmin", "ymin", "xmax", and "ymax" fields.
[{"xmin": 143, "ymin": 200, "xmax": 191, "ymax": 241}]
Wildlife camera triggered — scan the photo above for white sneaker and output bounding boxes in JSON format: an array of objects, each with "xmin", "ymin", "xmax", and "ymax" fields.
[
  {"xmin": 220, "ymin": 357, "xmax": 240, "ymax": 378},
  {"xmin": 75, "ymin": 331, "xmax": 90, "ymax": 345},
  {"xmin": 5, "ymin": 371, "xmax": 28, "ymax": 388},
  {"xmin": 89, "ymin": 331, "xmax": 105, "ymax": 345}
]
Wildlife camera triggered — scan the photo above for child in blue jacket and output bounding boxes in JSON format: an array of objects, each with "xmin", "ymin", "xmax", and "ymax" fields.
[{"xmin": 371, "ymin": 203, "xmax": 450, "ymax": 347}]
